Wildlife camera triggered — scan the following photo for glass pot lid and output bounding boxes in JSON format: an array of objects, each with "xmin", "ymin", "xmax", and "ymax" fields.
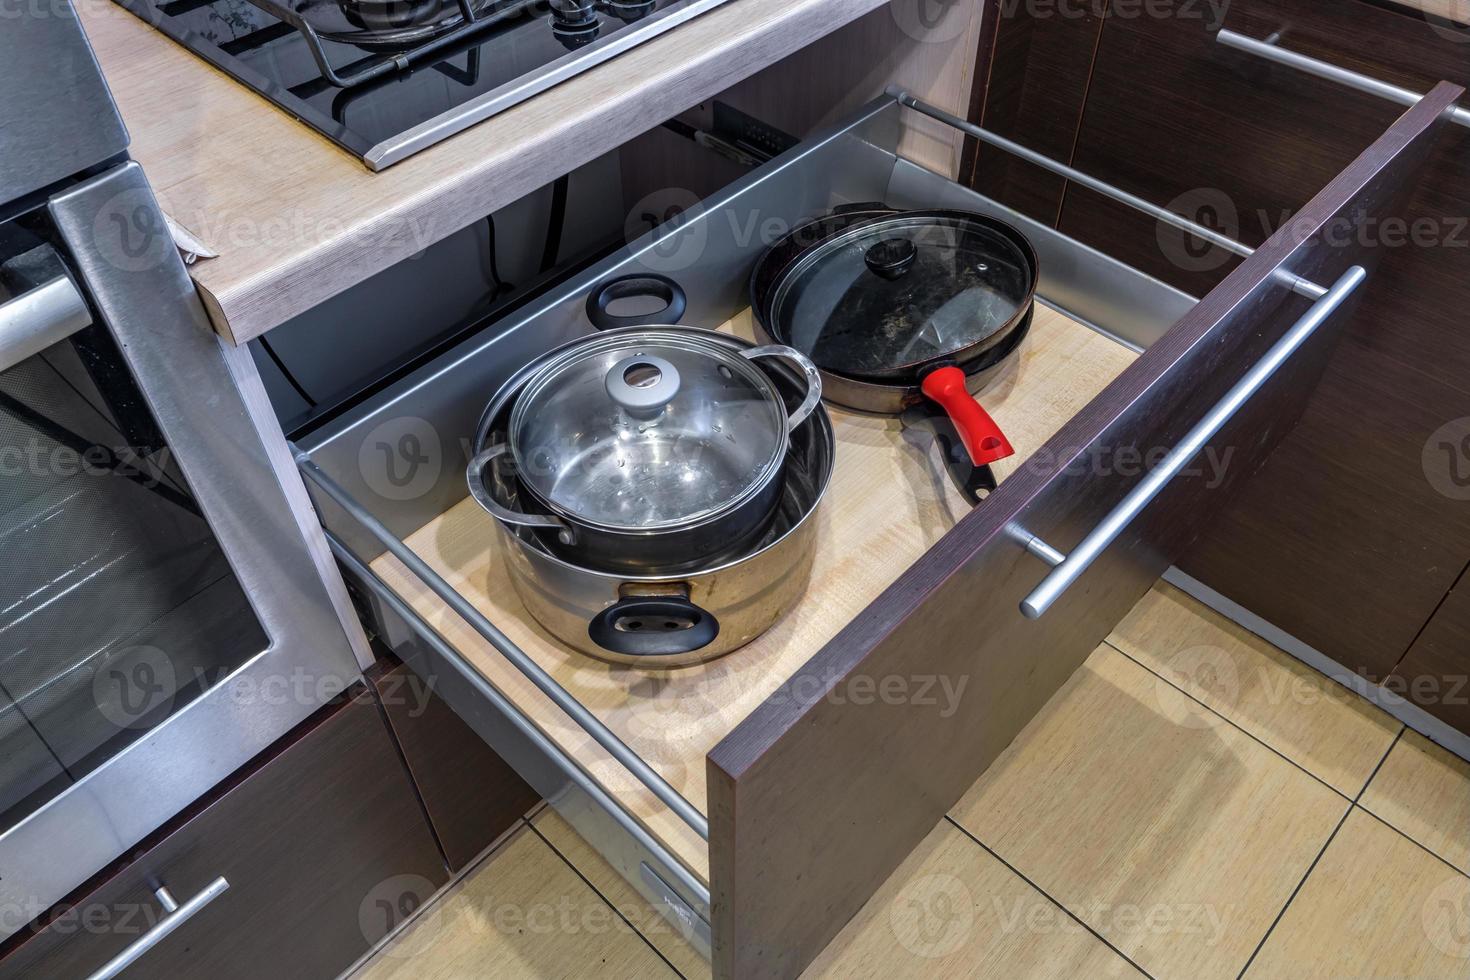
[
  {"xmin": 507, "ymin": 330, "xmax": 788, "ymax": 532},
  {"xmin": 768, "ymin": 211, "xmax": 1035, "ymax": 380}
]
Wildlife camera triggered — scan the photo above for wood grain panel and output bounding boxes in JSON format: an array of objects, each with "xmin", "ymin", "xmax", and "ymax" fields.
[
  {"xmin": 1043, "ymin": 0, "xmax": 1470, "ymax": 677},
  {"xmin": 368, "ymin": 307, "xmax": 1137, "ymax": 884},
  {"xmin": 1387, "ymin": 567, "xmax": 1470, "ymax": 734},
  {"xmin": 964, "ymin": 0, "xmax": 1107, "ymax": 224},
  {"xmin": 76, "ymin": 0, "xmax": 892, "ymax": 344},
  {"xmin": 705, "ymin": 86, "xmax": 1459, "ymax": 980},
  {"xmin": 0, "ymin": 693, "xmax": 448, "ymax": 979},
  {"xmin": 372, "ymin": 661, "xmax": 540, "ymax": 871}
]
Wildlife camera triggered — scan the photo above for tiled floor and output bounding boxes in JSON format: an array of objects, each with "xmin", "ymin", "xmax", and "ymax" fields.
[{"xmin": 350, "ymin": 584, "xmax": 1470, "ymax": 979}]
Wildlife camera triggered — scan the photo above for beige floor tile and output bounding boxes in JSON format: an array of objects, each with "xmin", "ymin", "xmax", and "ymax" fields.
[
  {"xmin": 1246, "ymin": 808, "xmax": 1470, "ymax": 978},
  {"xmin": 532, "ymin": 807, "xmax": 708, "ymax": 978},
  {"xmin": 803, "ymin": 820, "xmax": 1145, "ymax": 979},
  {"xmin": 1360, "ymin": 730, "xmax": 1470, "ymax": 874},
  {"xmin": 950, "ymin": 646, "xmax": 1349, "ymax": 980},
  {"xmin": 353, "ymin": 824, "xmax": 676, "ymax": 980},
  {"xmin": 1108, "ymin": 584, "xmax": 1401, "ymax": 797}
]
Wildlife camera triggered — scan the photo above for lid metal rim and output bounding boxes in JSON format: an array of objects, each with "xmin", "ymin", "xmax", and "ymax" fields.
[
  {"xmin": 505, "ymin": 326, "xmax": 792, "ymax": 533},
  {"xmin": 767, "ymin": 210, "xmax": 1040, "ymax": 374}
]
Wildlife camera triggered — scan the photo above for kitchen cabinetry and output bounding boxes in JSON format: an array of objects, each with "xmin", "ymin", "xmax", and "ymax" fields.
[
  {"xmin": 968, "ymin": 0, "xmax": 1470, "ymax": 696},
  {"xmin": 0, "ymin": 691, "xmax": 447, "ymax": 979},
  {"xmin": 1391, "ymin": 569, "xmax": 1470, "ymax": 734},
  {"xmin": 370, "ymin": 659, "xmax": 540, "ymax": 871},
  {"xmin": 294, "ymin": 78, "xmax": 1455, "ymax": 976}
]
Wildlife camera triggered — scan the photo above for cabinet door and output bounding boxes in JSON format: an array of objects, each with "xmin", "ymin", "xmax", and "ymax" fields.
[
  {"xmin": 1389, "ymin": 570, "xmax": 1470, "ymax": 735},
  {"xmin": 373, "ymin": 661, "xmax": 539, "ymax": 871},
  {"xmin": 0, "ymin": 692, "xmax": 448, "ymax": 979},
  {"xmin": 707, "ymin": 83, "xmax": 1459, "ymax": 980},
  {"xmin": 1036, "ymin": 0, "xmax": 1470, "ymax": 679}
]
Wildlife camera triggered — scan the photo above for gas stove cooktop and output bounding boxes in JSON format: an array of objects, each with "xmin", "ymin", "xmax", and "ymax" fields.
[{"xmin": 114, "ymin": 0, "xmax": 736, "ymax": 169}]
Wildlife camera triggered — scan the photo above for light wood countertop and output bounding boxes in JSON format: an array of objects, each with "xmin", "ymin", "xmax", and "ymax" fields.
[{"xmin": 77, "ymin": 0, "xmax": 896, "ymax": 344}]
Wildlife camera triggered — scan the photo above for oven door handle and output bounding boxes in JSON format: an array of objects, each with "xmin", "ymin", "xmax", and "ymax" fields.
[
  {"xmin": 84, "ymin": 877, "xmax": 230, "ymax": 980},
  {"xmin": 0, "ymin": 267, "xmax": 91, "ymax": 374}
]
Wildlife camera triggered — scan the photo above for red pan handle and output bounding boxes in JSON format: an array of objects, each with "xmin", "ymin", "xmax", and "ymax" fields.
[{"xmin": 920, "ymin": 366, "xmax": 1014, "ymax": 466}]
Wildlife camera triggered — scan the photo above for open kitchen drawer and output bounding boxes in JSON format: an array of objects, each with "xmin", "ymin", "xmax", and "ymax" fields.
[{"xmin": 292, "ymin": 83, "xmax": 1460, "ymax": 978}]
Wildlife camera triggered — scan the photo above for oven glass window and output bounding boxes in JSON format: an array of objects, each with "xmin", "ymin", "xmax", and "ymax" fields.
[{"xmin": 0, "ymin": 316, "xmax": 268, "ymax": 834}]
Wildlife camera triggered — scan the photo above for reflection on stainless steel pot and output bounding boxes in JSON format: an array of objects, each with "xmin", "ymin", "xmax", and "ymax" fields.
[
  {"xmin": 467, "ymin": 328, "xmax": 833, "ymax": 668},
  {"xmin": 469, "ymin": 327, "xmax": 820, "ymax": 575}
]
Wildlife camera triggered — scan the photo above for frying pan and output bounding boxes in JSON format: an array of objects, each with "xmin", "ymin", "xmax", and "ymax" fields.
[{"xmin": 749, "ymin": 206, "xmax": 1038, "ymax": 468}]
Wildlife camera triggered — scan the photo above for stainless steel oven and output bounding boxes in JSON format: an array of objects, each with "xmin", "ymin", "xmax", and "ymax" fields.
[{"xmin": 0, "ymin": 6, "xmax": 364, "ymax": 938}]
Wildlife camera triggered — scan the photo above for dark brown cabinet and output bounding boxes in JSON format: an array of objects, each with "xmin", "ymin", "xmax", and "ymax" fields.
[
  {"xmin": 968, "ymin": 0, "xmax": 1470, "ymax": 695},
  {"xmin": 0, "ymin": 691, "xmax": 448, "ymax": 979},
  {"xmin": 1391, "ymin": 569, "xmax": 1470, "ymax": 733},
  {"xmin": 370, "ymin": 660, "xmax": 539, "ymax": 872}
]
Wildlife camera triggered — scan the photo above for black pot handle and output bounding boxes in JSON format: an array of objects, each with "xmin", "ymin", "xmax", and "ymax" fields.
[
  {"xmin": 588, "ymin": 595, "xmax": 720, "ymax": 657},
  {"xmin": 586, "ymin": 274, "xmax": 688, "ymax": 330}
]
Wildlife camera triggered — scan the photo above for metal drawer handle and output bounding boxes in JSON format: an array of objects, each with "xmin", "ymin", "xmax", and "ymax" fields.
[
  {"xmin": 1019, "ymin": 265, "xmax": 1366, "ymax": 619},
  {"xmin": 84, "ymin": 877, "xmax": 230, "ymax": 980},
  {"xmin": 0, "ymin": 271, "xmax": 91, "ymax": 375},
  {"xmin": 1217, "ymin": 29, "xmax": 1470, "ymax": 129}
]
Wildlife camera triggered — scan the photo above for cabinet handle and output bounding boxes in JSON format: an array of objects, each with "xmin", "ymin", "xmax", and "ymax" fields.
[
  {"xmin": 84, "ymin": 877, "xmax": 230, "ymax": 980},
  {"xmin": 0, "ymin": 269, "xmax": 91, "ymax": 374},
  {"xmin": 1019, "ymin": 265, "xmax": 1366, "ymax": 619},
  {"xmin": 1217, "ymin": 29, "xmax": 1470, "ymax": 128}
]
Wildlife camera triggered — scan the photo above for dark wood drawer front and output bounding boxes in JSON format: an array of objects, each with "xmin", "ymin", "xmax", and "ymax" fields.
[
  {"xmin": 0, "ymin": 692, "xmax": 448, "ymax": 979},
  {"xmin": 1389, "ymin": 569, "xmax": 1470, "ymax": 734},
  {"xmin": 1014, "ymin": 0, "xmax": 1470, "ymax": 678},
  {"xmin": 373, "ymin": 661, "xmax": 539, "ymax": 871},
  {"xmin": 707, "ymin": 85, "xmax": 1458, "ymax": 980}
]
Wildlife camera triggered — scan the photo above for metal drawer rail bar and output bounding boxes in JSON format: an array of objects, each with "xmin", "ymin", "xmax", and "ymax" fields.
[
  {"xmin": 329, "ymin": 534, "xmax": 713, "ymax": 912},
  {"xmin": 889, "ymin": 88, "xmax": 1329, "ymax": 301},
  {"xmin": 295, "ymin": 452, "xmax": 711, "ymax": 842},
  {"xmin": 1019, "ymin": 264, "xmax": 1367, "ymax": 618},
  {"xmin": 1218, "ymin": 29, "xmax": 1470, "ymax": 129}
]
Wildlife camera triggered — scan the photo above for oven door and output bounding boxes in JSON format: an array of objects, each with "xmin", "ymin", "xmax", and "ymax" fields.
[{"xmin": 0, "ymin": 163, "xmax": 364, "ymax": 938}]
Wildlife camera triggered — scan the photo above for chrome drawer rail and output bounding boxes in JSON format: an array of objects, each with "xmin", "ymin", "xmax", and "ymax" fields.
[
  {"xmin": 1019, "ymin": 264, "xmax": 1367, "ymax": 618},
  {"xmin": 1217, "ymin": 29, "xmax": 1470, "ymax": 129},
  {"xmin": 295, "ymin": 452, "xmax": 711, "ymax": 842},
  {"xmin": 329, "ymin": 535, "xmax": 714, "ymax": 912},
  {"xmin": 890, "ymin": 88, "xmax": 1329, "ymax": 301}
]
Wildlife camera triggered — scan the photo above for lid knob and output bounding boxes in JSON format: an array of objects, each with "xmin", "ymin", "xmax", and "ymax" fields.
[
  {"xmin": 605, "ymin": 354, "xmax": 681, "ymax": 417},
  {"xmin": 863, "ymin": 237, "xmax": 918, "ymax": 280}
]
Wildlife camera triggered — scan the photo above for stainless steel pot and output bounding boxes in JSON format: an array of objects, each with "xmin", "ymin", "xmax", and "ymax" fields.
[
  {"xmin": 469, "ymin": 327, "xmax": 820, "ymax": 574},
  {"xmin": 468, "ymin": 330, "xmax": 834, "ymax": 667}
]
